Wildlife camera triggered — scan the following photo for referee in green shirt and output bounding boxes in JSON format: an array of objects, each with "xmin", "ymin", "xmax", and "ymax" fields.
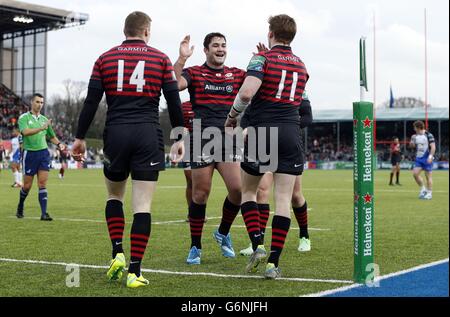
[{"xmin": 16, "ymin": 93, "xmax": 65, "ymax": 220}]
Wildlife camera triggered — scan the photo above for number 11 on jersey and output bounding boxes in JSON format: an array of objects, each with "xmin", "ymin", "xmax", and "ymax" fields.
[{"xmin": 276, "ymin": 69, "xmax": 298, "ymax": 101}]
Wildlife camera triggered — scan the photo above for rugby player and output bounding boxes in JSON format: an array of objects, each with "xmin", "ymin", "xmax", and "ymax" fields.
[
  {"xmin": 173, "ymin": 33, "xmax": 246, "ymax": 264},
  {"xmin": 239, "ymin": 87, "xmax": 313, "ymax": 256},
  {"xmin": 9, "ymin": 129, "xmax": 23, "ymax": 187},
  {"xmin": 409, "ymin": 121, "xmax": 435, "ymax": 200},
  {"xmin": 72, "ymin": 12, "xmax": 185, "ymax": 288},
  {"xmin": 225, "ymin": 14, "xmax": 310, "ymax": 279}
]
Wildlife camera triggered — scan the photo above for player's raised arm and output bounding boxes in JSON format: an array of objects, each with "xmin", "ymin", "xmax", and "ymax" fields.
[
  {"xmin": 225, "ymin": 52, "xmax": 268, "ymax": 127},
  {"xmin": 225, "ymin": 76, "xmax": 262, "ymax": 128},
  {"xmin": 173, "ymin": 35, "xmax": 195, "ymax": 91}
]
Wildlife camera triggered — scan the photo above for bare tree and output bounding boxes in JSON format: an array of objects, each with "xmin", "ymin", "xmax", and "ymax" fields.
[
  {"xmin": 47, "ymin": 79, "xmax": 107, "ymax": 140},
  {"xmin": 382, "ymin": 97, "xmax": 430, "ymax": 109}
]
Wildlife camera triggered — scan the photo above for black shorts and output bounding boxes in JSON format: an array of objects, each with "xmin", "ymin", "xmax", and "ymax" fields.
[
  {"xmin": 179, "ymin": 161, "xmax": 191, "ymax": 170},
  {"xmin": 188, "ymin": 130, "xmax": 243, "ymax": 169},
  {"xmin": 103, "ymin": 123, "xmax": 164, "ymax": 182},
  {"xmin": 241, "ymin": 124, "xmax": 304, "ymax": 176},
  {"xmin": 391, "ymin": 153, "xmax": 402, "ymax": 166}
]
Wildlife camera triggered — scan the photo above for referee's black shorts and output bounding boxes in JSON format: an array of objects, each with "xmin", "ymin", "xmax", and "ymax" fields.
[
  {"xmin": 241, "ymin": 124, "xmax": 304, "ymax": 176},
  {"xmin": 391, "ymin": 152, "xmax": 402, "ymax": 166},
  {"xmin": 103, "ymin": 123, "xmax": 164, "ymax": 182}
]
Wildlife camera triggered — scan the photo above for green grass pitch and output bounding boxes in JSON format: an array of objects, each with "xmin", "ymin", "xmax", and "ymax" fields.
[{"xmin": 0, "ymin": 168, "xmax": 448, "ymax": 296}]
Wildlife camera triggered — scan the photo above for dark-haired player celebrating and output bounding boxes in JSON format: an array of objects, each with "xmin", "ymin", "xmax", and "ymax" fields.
[
  {"xmin": 174, "ymin": 33, "xmax": 246, "ymax": 264},
  {"xmin": 72, "ymin": 11, "xmax": 185, "ymax": 288},
  {"xmin": 226, "ymin": 14, "xmax": 310, "ymax": 279},
  {"xmin": 389, "ymin": 137, "xmax": 402, "ymax": 186}
]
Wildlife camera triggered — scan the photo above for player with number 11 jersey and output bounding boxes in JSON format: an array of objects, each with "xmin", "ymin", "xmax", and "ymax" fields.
[{"xmin": 241, "ymin": 40, "xmax": 309, "ymax": 176}]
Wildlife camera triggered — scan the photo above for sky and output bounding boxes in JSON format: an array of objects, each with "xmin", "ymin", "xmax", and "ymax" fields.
[{"xmin": 26, "ymin": 0, "xmax": 449, "ymax": 109}]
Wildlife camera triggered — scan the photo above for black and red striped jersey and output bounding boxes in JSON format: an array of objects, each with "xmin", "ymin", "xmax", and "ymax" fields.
[
  {"xmin": 182, "ymin": 63, "xmax": 245, "ymax": 128},
  {"xmin": 89, "ymin": 39, "xmax": 178, "ymax": 126},
  {"xmin": 181, "ymin": 101, "xmax": 194, "ymax": 131},
  {"xmin": 245, "ymin": 45, "xmax": 309, "ymax": 125},
  {"xmin": 390, "ymin": 143, "xmax": 401, "ymax": 154}
]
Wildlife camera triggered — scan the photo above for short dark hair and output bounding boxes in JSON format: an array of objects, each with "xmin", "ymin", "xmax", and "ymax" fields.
[
  {"xmin": 31, "ymin": 93, "xmax": 44, "ymax": 101},
  {"xmin": 268, "ymin": 14, "xmax": 297, "ymax": 44},
  {"xmin": 203, "ymin": 32, "xmax": 226, "ymax": 49},
  {"xmin": 413, "ymin": 120, "xmax": 425, "ymax": 130},
  {"xmin": 124, "ymin": 11, "xmax": 152, "ymax": 37}
]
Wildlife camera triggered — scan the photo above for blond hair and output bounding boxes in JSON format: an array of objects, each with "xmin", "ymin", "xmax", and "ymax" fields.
[{"xmin": 124, "ymin": 11, "xmax": 152, "ymax": 37}]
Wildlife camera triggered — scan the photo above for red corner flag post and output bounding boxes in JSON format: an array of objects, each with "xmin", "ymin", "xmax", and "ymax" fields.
[{"xmin": 353, "ymin": 37, "xmax": 375, "ymax": 284}]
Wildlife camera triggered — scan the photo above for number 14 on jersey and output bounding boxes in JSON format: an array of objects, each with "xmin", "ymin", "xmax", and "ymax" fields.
[{"xmin": 117, "ymin": 60, "xmax": 146, "ymax": 92}]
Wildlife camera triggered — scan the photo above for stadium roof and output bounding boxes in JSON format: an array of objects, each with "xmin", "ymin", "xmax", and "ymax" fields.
[
  {"xmin": 313, "ymin": 107, "xmax": 449, "ymax": 122},
  {"xmin": 0, "ymin": 0, "xmax": 88, "ymax": 39}
]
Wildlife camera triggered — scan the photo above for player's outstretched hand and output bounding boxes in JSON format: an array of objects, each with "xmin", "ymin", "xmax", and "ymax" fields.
[
  {"xmin": 71, "ymin": 138, "xmax": 86, "ymax": 162},
  {"xmin": 256, "ymin": 42, "xmax": 268, "ymax": 53},
  {"xmin": 180, "ymin": 35, "xmax": 195, "ymax": 59},
  {"xmin": 170, "ymin": 140, "xmax": 185, "ymax": 163}
]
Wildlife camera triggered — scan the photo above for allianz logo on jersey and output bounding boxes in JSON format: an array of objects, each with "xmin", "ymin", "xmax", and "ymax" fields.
[{"xmin": 204, "ymin": 83, "xmax": 234, "ymax": 94}]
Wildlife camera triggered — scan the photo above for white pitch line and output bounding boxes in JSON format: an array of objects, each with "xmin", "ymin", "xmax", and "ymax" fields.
[
  {"xmin": 0, "ymin": 257, "xmax": 353, "ymax": 284},
  {"xmin": 7, "ymin": 216, "xmax": 104, "ymax": 223},
  {"xmin": 202, "ymin": 224, "xmax": 330, "ymax": 231},
  {"xmin": 6, "ymin": 216, "xmax": 330, "ymax": 231},
  {"xmin": 6, "ymin": 216, "xmax": 190, "ymax": 225},
  {"xmin": 3, "ymin": 182, "xmax": 446, "ymax": 193},
  {"xmin": 0, "ymin": 183, "xmax": 187, "ymax": 189},
  {"xmin": 302, "ymin": 258, "xmax": 450, "ymax": 297}
]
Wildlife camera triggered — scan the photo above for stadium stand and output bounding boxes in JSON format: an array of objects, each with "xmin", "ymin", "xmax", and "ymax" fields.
[{"xmin": 0, "ymin": 82, "xmax": 28, "ymax": 139}]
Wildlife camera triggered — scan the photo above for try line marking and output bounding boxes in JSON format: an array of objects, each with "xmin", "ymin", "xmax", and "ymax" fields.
[
  {"xmin": 2, "ymin": 182, "xmax": 447, "ymax": 193},
  {"xmin": 0, "ymin": 257, "xmax": 352, "ymax": 284},
  {"xmin": 6, "ymin": 215, "xmax": 331, "ymax": 231},
  {"xmin": 302, "ymin": 258, "xmax": 449, "ymax": 297}
]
